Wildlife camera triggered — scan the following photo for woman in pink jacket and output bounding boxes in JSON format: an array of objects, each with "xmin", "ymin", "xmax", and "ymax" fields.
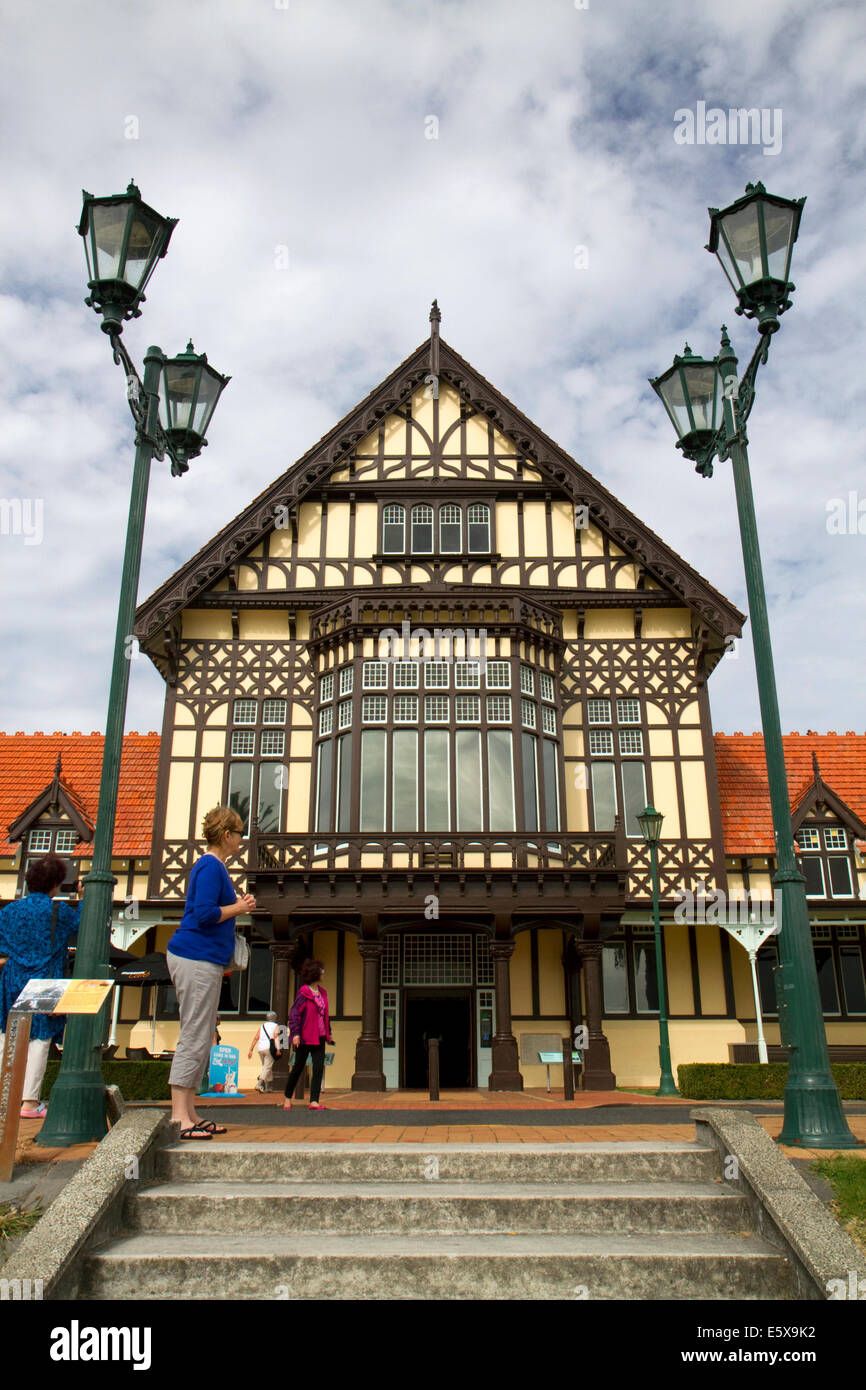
[{"xmin": 283, "ymin": 958, "xmax": 334, "ymax": 1111}]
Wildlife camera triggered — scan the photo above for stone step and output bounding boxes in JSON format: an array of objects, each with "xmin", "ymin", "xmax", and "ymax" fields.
[
  {"xmin": 155, "ymin": 1141, "xmax": 721, "ymax": 1186},
  {"xmin": 80, "ymin": 1230, "xmax": 795, "ymax": 1301},
  {"xmin": 128, "ymin": 1179, "xmax": 750, "ymax": 1235}
]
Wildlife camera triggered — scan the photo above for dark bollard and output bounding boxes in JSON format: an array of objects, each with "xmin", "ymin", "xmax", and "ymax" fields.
[
  {"xmin": 562, "ymin": 1037, "xmax": 575, "ymax": 1101},
  {"xmin": 428, "ymin": 1036, "xmax": 440, "ymax": 1101}
]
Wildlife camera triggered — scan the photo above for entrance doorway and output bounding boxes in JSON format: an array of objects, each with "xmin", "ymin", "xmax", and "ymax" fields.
[{"xmin": 403, "ymin": 990, "xmax": 474, "ymax": 1088}]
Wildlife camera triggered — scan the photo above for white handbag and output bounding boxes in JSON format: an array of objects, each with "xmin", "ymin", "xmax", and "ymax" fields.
[{"xmin": 232, "ymin": 932, "xmax": 250, "ymax": 971}]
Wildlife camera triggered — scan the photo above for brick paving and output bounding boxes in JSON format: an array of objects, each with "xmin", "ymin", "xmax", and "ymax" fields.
[{"xmin": 13, "ymin": 1091, "xmax": 866, "ymax": 1164}]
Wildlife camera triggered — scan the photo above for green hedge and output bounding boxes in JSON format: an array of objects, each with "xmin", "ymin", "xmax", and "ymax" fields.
[
  {"xmin": 42, "ymin": 1059, "xmax": 172, "ymax": 1102},
  {"xmin": 678, "ymin": 1062, "xmax": 866, "ymax": 1101}
]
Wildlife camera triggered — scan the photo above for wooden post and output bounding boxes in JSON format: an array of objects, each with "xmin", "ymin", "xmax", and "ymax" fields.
[
  {"xmin": 0, "ymin": 1012, "xmax": 32, "ymax": 1182},
  {"xmin": 562, "ymin": 1036, "xmax": 575, "ymax": 1101},
  {"xmin": 428, "ymin": 1036, "xmax": 440, "ymax": 1101}
]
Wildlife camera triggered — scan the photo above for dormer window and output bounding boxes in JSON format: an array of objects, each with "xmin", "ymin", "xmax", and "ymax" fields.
[{"xmin": 796, "ymin": 825, "xmax": 855, "ymax": 899}]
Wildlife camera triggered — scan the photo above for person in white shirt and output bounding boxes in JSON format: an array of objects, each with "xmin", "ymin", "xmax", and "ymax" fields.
[{"xmin": 247, "ymin": 1011, "xmax": 280, "ymax": 1091}]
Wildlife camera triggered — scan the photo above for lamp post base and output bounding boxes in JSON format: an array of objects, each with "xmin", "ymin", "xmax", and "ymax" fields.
[
  {"xmin": 777, "ymin": 1078, "xmax": 863, "ymax": 1149},
  {"xmin": 35, "ymin": 1068, "xmax": 108, "ymax": 1147}
]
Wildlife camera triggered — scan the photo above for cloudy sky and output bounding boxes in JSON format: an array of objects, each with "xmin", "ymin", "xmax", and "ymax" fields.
[{"xmin": 1, "ymin": 0, "xmax": 863, "ymax": 743}]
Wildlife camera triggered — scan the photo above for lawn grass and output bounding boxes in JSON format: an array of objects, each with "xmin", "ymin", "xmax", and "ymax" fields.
[
  {"xmin": 812, "ymin": 1155, "xmax": 866, "ymax": 1255},
  {"xmin": 0, "ymin": 1202, "xmax": 42, "ymax": 1254}
]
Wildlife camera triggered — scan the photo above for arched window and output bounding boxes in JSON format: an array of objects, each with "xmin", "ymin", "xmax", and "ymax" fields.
[
  {"xmin": 467, "ymin": 503, "xmax": 490, "ymax": 552},
  {"xmin": 411, "ymin": 504, "xmax": 434, "ymax": 553},
  {"xmin": 382, "ymin": 504, "xmax": 405, "ymax": 554},
  {"xmin": 439, "ymin": 504, "xmax": 462, "ymax": 553}
]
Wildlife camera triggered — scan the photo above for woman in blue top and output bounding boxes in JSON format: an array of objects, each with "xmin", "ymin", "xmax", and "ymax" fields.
[
  {"xmin": 166, "ymin": 806, "xmax": 255, "ymax": 1140},
  {"xmin": 0, "ymin": 854, "xmax": 81, "ymax": 1118}
]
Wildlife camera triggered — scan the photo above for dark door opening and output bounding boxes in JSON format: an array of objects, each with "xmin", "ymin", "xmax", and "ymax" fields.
[{"xmin": 403, "ymin": 990, "xmax": 473, "ymax": 1088}]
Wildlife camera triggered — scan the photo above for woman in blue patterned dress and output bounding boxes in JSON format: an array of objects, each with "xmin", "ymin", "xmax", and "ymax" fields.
[{"xmin": 0, "ymin": 854, "xmax": 81, "ymax": 1117}]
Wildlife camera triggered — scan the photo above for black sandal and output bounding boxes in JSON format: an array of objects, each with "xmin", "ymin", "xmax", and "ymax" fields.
[
  {"xmin": 179, "ymin": 1124, "xmax": 213, "ymax": 1140},
  {"xmin": 196, "ymin": 1121, "xmax": 228, "ymax": 1134}
]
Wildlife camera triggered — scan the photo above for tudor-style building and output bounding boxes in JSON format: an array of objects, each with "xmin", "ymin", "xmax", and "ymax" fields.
[
  {"xmin": 132, "ymin": 305, "xmax": 752, "ymax": 1092},
  {"xmin": 5, "ymin": 310, "xmax": 863, "ymax": 1088}
]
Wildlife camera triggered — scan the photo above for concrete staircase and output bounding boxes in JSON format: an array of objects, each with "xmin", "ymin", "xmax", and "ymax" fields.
[{"xmin": 78, "ymin": 1141, "xmax": 797, "ymax": 1300}]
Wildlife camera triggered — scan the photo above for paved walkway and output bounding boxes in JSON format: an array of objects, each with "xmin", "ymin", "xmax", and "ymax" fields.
[{"xmin": 12, "ymin": 1089, "xmax": 866, "ymax": 1165}]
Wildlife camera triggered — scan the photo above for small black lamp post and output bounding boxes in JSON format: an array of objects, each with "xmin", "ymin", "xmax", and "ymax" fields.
[{"xmin": 637, "ymin": 805, "xmax": 678, "ymax": 1097}]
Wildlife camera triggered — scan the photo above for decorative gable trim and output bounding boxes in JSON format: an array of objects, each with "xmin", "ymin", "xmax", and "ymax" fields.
[
  {"xmin": 8, "ymin": 756, "xmax": 94, "ymax": 845},
  {"xmin": 134, "ymin": 330, "xmax": 745, "ymax": 647},
  {"xmin": 791, "ymin": 752, "xmax": 866, "ymax": 839}
]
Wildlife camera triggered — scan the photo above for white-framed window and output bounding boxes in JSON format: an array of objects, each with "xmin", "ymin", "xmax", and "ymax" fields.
[
  {"xmin": 796, "ymin": 828, "xmax": 821, "ymax": 851},
  {"xmin": 382, "ymin": 504, "xmax": 405, "ymax": 553},
  {"xmin": 425, "ymin": 695, "xmax": 450, "ymax": 723},
  {"xmin": 318, "ymin": 708, "xmax": 334, "ymax": 737},
  {"xmin": 588, "ymin": 730, "xmax": 614, "ymax": 756},
  {"xmin": 455, "ymin": 661, "xmax": 480, "ymax": 688},
  {"xmin": 362, "ymin": 695, "xmax": 388, "ymax": 723},
  {"xmin": 394, "ymin": 661, "xmax": 419, "ymax": 689},
  {"xmin": 520, "ymin": 665, "xmax": 534, "ymax": 695},
  {"xmin": 339, "ymin": 666, "xmax": 354, "ymax": 696},
  {"xmin": 824, "ymin": 827, "xmax": 848, "ymax": 851},
  {"xmin": 231, "ymin": 730, "xmax": 256, "ymax": 757},
  {"xmin": 539, "ymin": 672, "xmax": 555, "ymax": 702},
  {"xmin": 394, "ymin": 695, "xmax": 418, "ymax": 723},
  {"xmin": 363, "ymin": 662, "xmax": 388, "ymax": 689},
  {"xmin": 617, "ymin": 698, "xmax": 641, "ymax": 725},
  {"xmin": 425, "ymin": 661, "xmax": 449, "ymax": 688},
  {"xmin": 486, "ymin": 695, "xmax": 511, "ymax": 724},
  {"xmin": 587, "ymin": 698, "xmax": 611, "ymax": 725},
  {"xmin": 541, "ymin": 706, "xmax": 556, "ymax": 735},
  {"xmin": 338, "ymin": 700, "xmax": 353, "ymax": 729},
  {"xmin": 319, "ymin": 673, "xmax": 334, "ymax": 702},
  {"xmin": 828, "ymin": 858, "xmax": 854, "ymax": 898},
  {"xmin": 485, "ymin": 661, "xmax": 511, "ymax": 688},
  {"xmin": 456, "ymin": 695, "xmax": 480, "ymax": 723},
  {"xmin": 411, "ymin": 504, "xmax": 434, "ymax": 553},
  {"xmin": 521, "ymin": 698, "xmax": 536, "ymax": 729},
  {"xmin": 619, "ymin": 729, "xmax": 644, "ymax": 756},
  {"xmin": 467, "ymin": 503, "xmax": 491, "ymax": 552},
  {"xmin": 803, "ymin": 858, "xmax": 825, "ymax": 898},
  {"xmin": 28, "ymin": 829, "xmax": 52, "ymax": 854},
  {"xmin": 262, "ymin": 698, "xmax": 287, "ymax": 725},
  {"xmin": 234, "ymin": 699, "xmax": 257, "ymax": 725},
  {"xmin": 439, "ymin": 504, "xmax": 462, "ymax": 552},
  {"xmin": 55, "ymin": 829, "xmax": 78, "ymax": 854},
  {"xmin": 260, "ymin": 730, "xmax": 285, "ymax": 758}
]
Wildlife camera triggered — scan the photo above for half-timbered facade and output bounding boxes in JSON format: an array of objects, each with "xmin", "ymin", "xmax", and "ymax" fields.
[{"xmin": 8, "ymin": 310, "xmax": 861, "ymax": 1089}]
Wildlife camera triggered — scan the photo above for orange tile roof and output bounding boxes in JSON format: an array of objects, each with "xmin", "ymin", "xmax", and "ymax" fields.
[
  {"xmin": 715, "ymin": 731, "xmax": 866, "ymax": 856},
  {"xmin": 0, "ymin": 732, "xmax": 160, "ymax": 858}
]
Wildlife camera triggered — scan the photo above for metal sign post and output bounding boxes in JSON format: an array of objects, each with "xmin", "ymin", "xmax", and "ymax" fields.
[{"xmin": 721, "ymin": 922, "xmax": 780, "ymax": 1063}]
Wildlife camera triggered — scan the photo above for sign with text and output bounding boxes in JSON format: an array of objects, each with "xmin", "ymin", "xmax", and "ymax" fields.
[
  {"xmin": 12, "ymin": 979, "xmax": 114, "ymax": 1015},
  {"xmin": 203, "ymin": 1045, "xmax": 242, "ymax": 1096}
]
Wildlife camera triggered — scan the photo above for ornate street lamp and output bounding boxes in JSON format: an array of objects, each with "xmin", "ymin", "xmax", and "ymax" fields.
[
  {"xmin": 636, "ymin": 806, "xmax": 679, "ymax": 1097},
  {"xmin": 78, "ymin": 182, "xmax": 177, "ymax": 335},
  {"xmin": 37, "ymin": 185, "xmax": 228, "ymax": 1148},
  {"xmin": 706, "ymin": 181, "xmax": 805, "ymax": 335},
  {"xmin": 650, "ymin": 185, "xmax": 859, "ymax": 1149},
  {"xmin": 650, "ymin": 346, "xmax": 723, "ymax": 459}
]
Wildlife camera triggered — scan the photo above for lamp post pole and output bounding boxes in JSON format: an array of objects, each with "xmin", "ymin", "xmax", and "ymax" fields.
[
  {"xmin": 639, "ymin": 805, "xmax": 679, "ymax": 1096},
  {"xmin": 36, "ymin": 348, "xmax": 164, "ymax": 1146},
  {"xmin": 37, "ymin": 184, "xmax": 229, "ymax": 1147},
  {"xmin": 717, "ymin": 331, "xmax": 857, "ymax": 1147},
  {"xmin": 650, "ymin": 183, "xmax": 859, "ymax": 1148}
]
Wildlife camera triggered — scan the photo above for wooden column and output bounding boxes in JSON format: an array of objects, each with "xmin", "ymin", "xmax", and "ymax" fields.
[
  {"xmin": 489, "ymin": 935, "xmax": 523, "ymax": 1091},
  {"xmin": 352, "ymin": 935, "xmax": 386, "ymax": 1092},
  {"xmin": 269, "ymin": 943, "xmax": 294, "ymax": 1090},
  {"xmin": 576, "ymin": 939, "xmax": 616, "ymax": 1090}
]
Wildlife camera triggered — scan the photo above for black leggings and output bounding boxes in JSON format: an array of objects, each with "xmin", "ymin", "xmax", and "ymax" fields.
[{"xmin": 285, "ymin": 1038, "xmax": 326, "ymax": 1103}]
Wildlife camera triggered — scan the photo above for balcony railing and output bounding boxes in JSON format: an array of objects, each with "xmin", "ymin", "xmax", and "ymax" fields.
[{"xmin": 248, "ymin": 825, "xmax": 626, "ymax": 875}]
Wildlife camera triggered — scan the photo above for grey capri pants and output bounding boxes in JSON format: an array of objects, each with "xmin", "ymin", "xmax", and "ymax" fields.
[{"xmin": 167, "ymin": 950, "xmax": 224, "ymax": 1088}]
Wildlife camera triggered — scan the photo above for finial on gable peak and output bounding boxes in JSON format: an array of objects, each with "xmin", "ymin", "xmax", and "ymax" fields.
[
  {"xmin": 429, "ymin": 299, "xmax": 440, "ymax": 376},
  {"xmin": 812, "ymin": 750, "xmax": 821, "ymax": 777}
]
